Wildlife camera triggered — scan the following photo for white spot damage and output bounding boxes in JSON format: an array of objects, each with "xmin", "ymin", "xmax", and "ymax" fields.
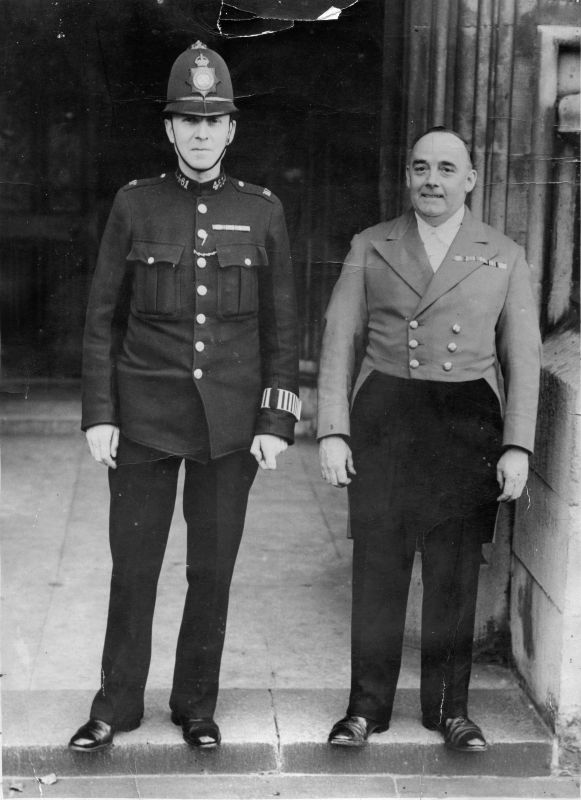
[{"xmin": 217, "ymin": 1, "xmax": 360, "ymax": 36}]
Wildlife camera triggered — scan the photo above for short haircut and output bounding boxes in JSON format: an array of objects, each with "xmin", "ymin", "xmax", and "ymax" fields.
[{"xmin": 410, "ymin": 126, "xmax": 474, "ymax": 168}]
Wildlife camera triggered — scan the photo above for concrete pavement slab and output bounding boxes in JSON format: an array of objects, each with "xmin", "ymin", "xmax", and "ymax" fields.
[
  {"xmin": 2, "ymin": 689, "xmax": 278, "ymax": 776},
  {"xmin": 4, "ymin": 773, "xmax": 579, "ymax": 799},
  {"xmin": 395, "ymin": 775, "xmax": 581, "ymax": 798},
  {"xmin": 1, "ymin": 435, "xmax": 86, "ymax": 688},
  {"xmin": 274, "ymin": 688, "xmax": 552, "ymax": 776}
]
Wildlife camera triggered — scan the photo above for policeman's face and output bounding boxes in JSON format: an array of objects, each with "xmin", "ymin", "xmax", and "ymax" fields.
[
  {"xmin": 165, "ymin": 114, "xmax": 236, "ymax": 180},
  {"xmin": 406, "ymin": 132, "xmax": 476, "ymax": 226}
]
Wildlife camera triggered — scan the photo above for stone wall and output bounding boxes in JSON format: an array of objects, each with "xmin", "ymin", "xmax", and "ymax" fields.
[{"xmin": 511, "ymin": 330, "xmax": 581, "ymax": 773}]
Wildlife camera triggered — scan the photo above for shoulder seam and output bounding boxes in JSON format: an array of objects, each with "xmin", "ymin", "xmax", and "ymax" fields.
[
  {"xmin": 121, "ymin": 175, "xmax": 168, "ymax": 191},
  {"xmin": 230, "ymin": 177, "xmax": 276, "ymax": 203}
]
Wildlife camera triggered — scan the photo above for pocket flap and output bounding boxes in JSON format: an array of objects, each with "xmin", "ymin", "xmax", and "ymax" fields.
[
  {"xmin": 127, "ymin": 241, "xmax": 184, "ymax": 265},
  {"xmin": 216, "ymin": 243, "xmax": 268, "ymax": 268}
]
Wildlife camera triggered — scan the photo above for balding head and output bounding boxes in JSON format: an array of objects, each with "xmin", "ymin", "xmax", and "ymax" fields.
[{"xmin": 406, "ymin": 128, "xmax": 477, "ymax": 226}]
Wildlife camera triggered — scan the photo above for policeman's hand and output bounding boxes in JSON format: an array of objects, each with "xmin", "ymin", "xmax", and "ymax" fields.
[
  {"xmin": 319, "ymin": 435, "xmax": 356, "ymax": 488},
  {"xmin": 250, "ymin": 434, "xmax": 288, "ymax": 470},
  {"xmin": 86, "ymin": 424, "xmax": 120, "ymax": 469},
  {"xmin": 496, "ymin": 447, "xmax": 529, "ymax": 502}
]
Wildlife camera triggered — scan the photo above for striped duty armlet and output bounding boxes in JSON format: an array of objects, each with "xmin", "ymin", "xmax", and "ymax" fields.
[{"xmin": 260, "ymin": 387, "xmax": 302, "ymax": 421}]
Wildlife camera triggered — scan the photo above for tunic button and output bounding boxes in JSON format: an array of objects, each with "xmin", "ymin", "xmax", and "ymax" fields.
[
  {"xmin": 443, "ymin": 362, "xmax": 453, "ymax": 371},
  {"xmin": 409, "ymin": 339, "xmax": 419, "ymax": 349},
  {"xmin": 447, "ymin": 342, "xmax": 457, "ymax": 352},
  {"xmin": 198, "ymin": 203, "xmax": 207, "ymax": 214},
  {"xmin": 410, "ymin": 359, "xmax": 420, "ymax": 369},
  {"xmin": 197, "ymin": 257, "xmax": 207, "ymax": 268},
  {"xmin": 195, "ymin": 341, "xmax": 205, "ymax": 352},
  {"xmin": 452, "ymin": 323, "xmax": 461, "ymax": 333},
  {"xmin": 238, "ymin": 181, "xmax": 245, "ymax": 187},
  {"xmin": 244, "ymin": 257, "xmax": 252, "ymax": 266},
  {"xmin": 197, "ymin": 229, "xmax": 207, "ymax": 239},
  {"xmin": 196, "ymin": 313, "xmax": 206, "ymax": 324},
  {"xmin": 193, "ymin": 369, "xmax": 203, "ymax": 379},
  {"xmin": 197, "ymin": 285, "xmax": 207, "ymax": 296},
  {"xmin": 409, "ymin": 320, "xmax": 419, "ymax": 329},
  {"xmin": 147, "ymin": 256, "xmax": 155, "ymax": 264}
]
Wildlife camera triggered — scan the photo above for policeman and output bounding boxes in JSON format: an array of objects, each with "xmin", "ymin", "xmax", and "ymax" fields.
[{"xmin": 69, "ymin": 42, "xmax": 300, "ymax": 751}]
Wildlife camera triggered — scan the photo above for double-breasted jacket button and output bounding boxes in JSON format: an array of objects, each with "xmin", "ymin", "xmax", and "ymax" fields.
[
  {"xmin": 195, "ymin": 341, "xmax": 205, "ymax": 352},
  {"xmin": 452, "ymin": 323, "xmax": 461, "ymax": 333},
  {"xmin": 409, "ymin": 339, "xmax": 419, "ymax": 349},
  {"xmin": 193, "ymin": 368, "xmax": 203, "ymax": 379},
  {"xmin": 443, "ymin": 362, "xmax": 453, "ymax": 371},
  {"xmin": 410, "ymin": 359, "xmax": 420, "ymax": 369},
  {"xmin": 197, "ymin": 257, "xmax": 207, "ymax": 268},
  {"xmin": 197, "ymin": 285, "xmax": 207, "ymax": 296},
  {"xmin": 244, "ymin": 257, "xmax": 252, "ymax": 266},
  {"xmin": 196, "ymin": 313, "xmax": 206, "ymax": 324},
  {"xmin": 409, "ymin": 320, "xmax": 419, "ymax": 329},
  {"xmin": 147, "ymin": 256, "xmax": 154, "ymax": 264},
  {"xmin": 198, "ymin": 203, "xmax": 207, "ymax": 214},
  {"xmin": 447, "ymin": 342, "xmax": 458, "ymax": 352},
  {"xmin": 238, "ymin": 181, "xmax": 245, "ymax": 187}
]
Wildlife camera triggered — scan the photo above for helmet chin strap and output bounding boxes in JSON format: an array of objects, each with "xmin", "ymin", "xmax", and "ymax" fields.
[{"xmin": 171, "ymin": 119, "xmax": 231, "ymax": 180}]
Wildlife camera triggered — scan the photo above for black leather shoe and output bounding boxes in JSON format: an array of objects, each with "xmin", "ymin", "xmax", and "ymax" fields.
[
  {"xmin": 69, "ymin": 716, "xmax": 141, "ymax": 752},
  {"xmin": 423, "ymin": 716, "xmax": 488, "ymax": 752},
  {"xmin": 171, "ymin": 711, "xmax": 221, "ymax": 748},
  {"xmin": 328, "ymin": 715, "xmax": 388, "ymax": 747},
  {"xmin": 68, "ymin": 719, "xmax": 115, "ymax": 752}
]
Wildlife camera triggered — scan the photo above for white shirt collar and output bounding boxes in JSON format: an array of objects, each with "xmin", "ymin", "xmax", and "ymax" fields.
[{"xmin": 415, "ymin": 205, "xmax": 465, "ymax": 248}]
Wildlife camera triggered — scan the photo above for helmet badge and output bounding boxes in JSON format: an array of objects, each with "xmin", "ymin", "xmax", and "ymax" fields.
[{"xmin": 189, "ymin": 45, "xmax": 217, "ymax": 96}]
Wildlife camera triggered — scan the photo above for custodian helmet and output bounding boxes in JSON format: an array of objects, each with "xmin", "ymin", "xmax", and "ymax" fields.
[{"xmin": 164, "ymin": 41, "xmax": 238, "ymax": 117}]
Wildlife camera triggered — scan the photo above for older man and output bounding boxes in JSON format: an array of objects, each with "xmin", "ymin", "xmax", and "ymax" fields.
[{"xmin": 317, "ymin": 126, "xmax": 540, "ymax": 752}]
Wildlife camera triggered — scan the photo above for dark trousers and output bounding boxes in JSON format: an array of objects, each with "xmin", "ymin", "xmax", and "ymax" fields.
[
  {"xmin": 346, "ymin": 515, "xmax": 482, "ymax": 728},
  {"xmin": 346, "ymin": 372, "xmax": 490, "ymax": 728},
  {"xmin": 90, "ymin": 447, "xmax": 258, "ymax": 727}
]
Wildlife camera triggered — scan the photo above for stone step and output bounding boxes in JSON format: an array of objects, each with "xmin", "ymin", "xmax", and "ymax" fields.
[
  {"xmin": 0, "ymin": 382, "xmax": 82, "ymax": 435},
  {"xmin": 3, "ymin": 688, "xmax": 553, "ymax": 779}
]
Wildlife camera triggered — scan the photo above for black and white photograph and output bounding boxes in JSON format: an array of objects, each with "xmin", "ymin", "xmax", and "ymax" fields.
[{"xmin": 0, "ymin": 1, "xmax": 579, "ymax": 799}]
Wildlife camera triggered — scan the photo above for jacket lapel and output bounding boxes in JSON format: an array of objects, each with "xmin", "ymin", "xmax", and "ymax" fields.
[
  {"xmin": 371, "ymin": 212, "xmax": 434, "ymax": 298},
  {"xmin": 412, "ymin": 209, "xmax": 498, "ymax": 317}
]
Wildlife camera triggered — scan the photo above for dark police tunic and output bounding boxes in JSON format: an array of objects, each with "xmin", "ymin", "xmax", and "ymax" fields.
[{"xmin": 82, "ymin": 169, "xmax": 300, "ymax": 458}]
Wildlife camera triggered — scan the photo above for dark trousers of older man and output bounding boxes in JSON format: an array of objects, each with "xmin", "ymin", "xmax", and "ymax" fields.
[
  {"xmin": 345, "ymin": 370, "xmax": 501, "ymax": 729},
  {"xmin": 90, "ymin": 436, "xmax": 258, "ymax": 729}
]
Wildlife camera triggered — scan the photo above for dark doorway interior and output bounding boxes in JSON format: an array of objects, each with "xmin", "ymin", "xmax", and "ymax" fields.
[{"xmin": 0, "ymin": 0, "xmax": 384, "ymax": 382}]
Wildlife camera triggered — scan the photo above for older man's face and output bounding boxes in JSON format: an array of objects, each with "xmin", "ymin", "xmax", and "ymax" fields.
[{"xmin": 406, "ymin": 132, "xmax": 477, "ymax": 226}]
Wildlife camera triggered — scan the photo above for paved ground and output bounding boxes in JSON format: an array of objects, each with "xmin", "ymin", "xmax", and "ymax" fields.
[
  {"xmin": 3, "ymin": 773, "xmax": 580, "ymax": 799},
  {"xmin": 1, "ymin": 387, "xmax": 578, "ymax": 798},
  {"xmin": 0, "ymin": 431, "xmax": 522, "ymax": 695}
]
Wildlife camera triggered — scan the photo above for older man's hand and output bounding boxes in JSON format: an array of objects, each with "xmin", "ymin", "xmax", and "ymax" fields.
[
  {"xmin": 319, "ymin": 435, "xmax": 356, "ymax": 488},
  {"xmin": 496, "ymin": 447, "xmax": 529, "ymax": 502}
]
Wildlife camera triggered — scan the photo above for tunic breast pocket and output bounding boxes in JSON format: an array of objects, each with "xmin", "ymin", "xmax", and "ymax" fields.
[
  {"xmin": 127, "ymin": 241, "xmax": 184, "ymax": 316},
  {"xmin": 216, "ymin": 243, "xmax": 266, "ymax": 319}
]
